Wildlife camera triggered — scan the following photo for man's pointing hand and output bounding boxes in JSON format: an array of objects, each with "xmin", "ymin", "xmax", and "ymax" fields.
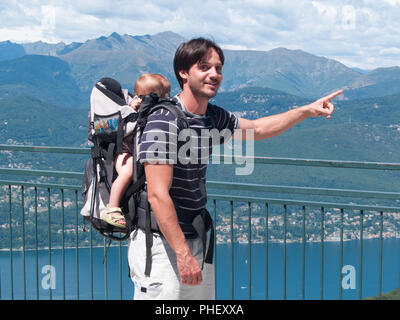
[{"xmin": 304, "ymin": 89, "xmax": 343, "ymax": 120}]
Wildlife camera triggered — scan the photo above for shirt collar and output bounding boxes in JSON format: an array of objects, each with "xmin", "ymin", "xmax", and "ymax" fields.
[{"xmin": 173, "ymin": 95, "xmax": 210, "ymax": 118}]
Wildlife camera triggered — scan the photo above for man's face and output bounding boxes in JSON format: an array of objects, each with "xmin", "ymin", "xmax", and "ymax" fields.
[{"xmin": 180, "ymin": 47, "xmax": 223, "ymax": 99}]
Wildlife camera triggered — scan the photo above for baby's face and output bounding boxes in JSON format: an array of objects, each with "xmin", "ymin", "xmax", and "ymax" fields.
[{"xmin": 162, "ymin": 86, "xmax": 171, "ymax": 98}]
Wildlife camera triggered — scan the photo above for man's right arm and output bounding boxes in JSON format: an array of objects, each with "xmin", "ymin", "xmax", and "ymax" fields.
[{"xmin": 144, "ymin": 163, "xmax": 203, "ymax": 286}]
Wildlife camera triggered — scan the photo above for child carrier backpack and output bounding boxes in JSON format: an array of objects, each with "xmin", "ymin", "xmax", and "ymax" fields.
[
  {"xmin": 80, "ymin": 76, "xmax": 189, "ymax": 236},
  {"xmin": 80, "ymin": 77, "xmax": 193, "ymax": 273}
]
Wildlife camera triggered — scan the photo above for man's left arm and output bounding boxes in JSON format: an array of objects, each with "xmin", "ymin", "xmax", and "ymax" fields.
[{"xmin": 235, "ymin": 89, "xmax": 343, "ymax": 140}]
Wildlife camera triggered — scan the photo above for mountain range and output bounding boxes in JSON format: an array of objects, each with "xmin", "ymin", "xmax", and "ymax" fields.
[
  {"xmin": 0, "ymin": 31, "xmax": 399, "ymax": 109},
  {"xmin": 1, "ymin": 30, "xmax": 400, "ymax": 180}
]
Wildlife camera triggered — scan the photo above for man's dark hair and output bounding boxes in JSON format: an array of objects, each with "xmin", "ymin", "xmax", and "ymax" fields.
[{"xmin": 173, "ymin": 37, "xmax": 225, "ymax": 89}]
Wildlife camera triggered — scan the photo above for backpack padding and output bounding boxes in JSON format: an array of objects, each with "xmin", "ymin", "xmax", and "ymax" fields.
[
  {"xmin": 90, "ymin": 85, "xmax": 125, "ymax": 118},
  {"xmin": 89, "ymin": 84, "xmax": 138, "ymax": 143},
  {"xmin": 96, "ymin": 81, "xmax": 126, "ymax": 106}
]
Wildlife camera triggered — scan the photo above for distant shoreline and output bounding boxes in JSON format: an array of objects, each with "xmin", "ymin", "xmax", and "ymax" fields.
[{"xmin": 1, "ymin": 236, "xmax": 399, "ymax": 252}]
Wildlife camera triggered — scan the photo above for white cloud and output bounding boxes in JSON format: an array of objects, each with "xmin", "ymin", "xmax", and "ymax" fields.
[
  {"xmin": 383, "ymin": 0, "xmax": 400, "ymax": 5},
  {"xmin": 0, "ymin": 26, "xmax": 44, "ymax": 43},
  {"xmin": 0, "ymin": 0, "xmax": 399, "ymax": 69},
  {"xmin": 379, "ymin": 47, "xmax": 400, "ymax": 55},
  {"xmin": 312, "ymin": 1, "xmax": 338, "ymax": 23},
  {"xmin": 221, "ymin": 44, "xmax": 250, "ymax": 51}
]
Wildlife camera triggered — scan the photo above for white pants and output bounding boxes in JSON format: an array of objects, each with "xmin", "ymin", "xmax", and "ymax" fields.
[{"xmin": 127, "ymin": 228, "xmax": 215, "ymax": 300}]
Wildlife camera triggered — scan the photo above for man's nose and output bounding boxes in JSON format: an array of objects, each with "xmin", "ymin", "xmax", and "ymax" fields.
[{"xmin": 209, "ymin": 67, "xmax": 220, "ymax": 78}]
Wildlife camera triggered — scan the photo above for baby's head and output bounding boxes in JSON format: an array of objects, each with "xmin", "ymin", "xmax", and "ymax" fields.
[{"xmin": 134, "ymin": 73, "xmax": 170, "ymax": 99}]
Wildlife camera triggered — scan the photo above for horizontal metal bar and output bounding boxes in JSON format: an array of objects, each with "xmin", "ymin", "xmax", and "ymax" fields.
[
  {"xmin": 2, "ymin": 168, "xmax": 399, "ymax": 201},
  {"xmin": 207, "ymin": 181, "xmax": 400, "ymax": 200},
  {"xmin": 4, "ymin": 179, "xmax": 398, "ymax": 212},
  {"xmin": 0, "ymin": 144, "xmax": 90, "ymax": 154},
  {"xmin": 0, "ymin": 168, "xmax": 83, "ymax": 179},
  {"xmin": 208, "ymin": 193, "xmax": 400, "ymax": 212},
  {"xmin": 211, "ymin": 154, "xmax": 400, "ymax": 170},
  {"xmin": 2, "ymin": 168, "xmax": 398, "ymax": 200},
  {"xmin": 1, "ymin": 145, "xmax": 400, "ymax": 171},
  {"xmin": 0, "ymin": 180, "xmax": 81, "ymax": 190}
]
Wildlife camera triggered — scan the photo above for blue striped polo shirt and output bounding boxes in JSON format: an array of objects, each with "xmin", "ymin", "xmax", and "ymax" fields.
[{"xmin": 139, "ymin": 95, "xmax": 240, "ymax": 226}]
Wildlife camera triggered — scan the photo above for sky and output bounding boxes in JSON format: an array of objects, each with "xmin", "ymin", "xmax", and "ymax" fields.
[{"xmin": 1, "ymin": 0, "xmax": 399, "ymax": 69}]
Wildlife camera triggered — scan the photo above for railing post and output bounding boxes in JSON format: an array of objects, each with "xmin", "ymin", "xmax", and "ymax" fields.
[
  {"xmin": 8, "ymin": 185, "xmax": 14, "ymax": 300},
  {"xmin": 320, "ymin": 207, "xmax": 325, "ymax": 300},
  {"xmin": 302, "ymin": 205, "xmax": 306, "ymax": 300},
  {"xmin": 379, "ymin": 211, "xmax": 384, "ymax": 299},
  {"xmin": 339, "ymin": 208, "xmax": 344, "ymax": 300},
  {"xmin": 74, "ymin": 190, "xmax": 80, "ymax": 300},
  {"xmin": 213, "ymin": 199, "xmax": 217, "ymax": 300},
  {"xmin": 359, "ymin": 210, "xmax": 364, "ymax": 300},
  {"xmin": 119, "ymin": 241, "xmax": 123, "ymax": 300},
  {"xmin": 47, "ymin": 188, "xmax": 52, "ymax": 300},
  {"xmin": 283, "ymin": 204, "xmax": 287, "ymax": 300},
  {"xmin": 104, "ymin": 239, "xmax": 108, "ymax": 300},
  {"xmin": 230, "ymin": 200, "xmax": 234, "ymax": 300},
  {"xmin": 61, "ymin": 189, "xmax": 66, "ymax": 300},
  {"xmin": 248, "ymin": 202, "xmax": 252, "ymax": 300},
  {"xmin": 90, "ymin": 224, "xmax": 93, "ymax": 300},
  {"xmin": 21, "ymin": 186, "xmax": 26, "ymax": 300},
  {"xmin": 34, "ymin": 187, "xmax": 39, "ymax": 300},
  {"xmin": 265, "ymin": 202, "xmax": 269, "ymax": 301}
]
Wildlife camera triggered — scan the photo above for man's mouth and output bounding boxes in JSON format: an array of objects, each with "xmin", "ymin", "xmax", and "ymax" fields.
[{"xmin": 206, "ymin": 82, "xmax": 218, "ymax": 89}]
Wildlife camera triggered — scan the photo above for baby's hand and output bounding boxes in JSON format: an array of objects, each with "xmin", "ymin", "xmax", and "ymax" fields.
[{"xmin": 129, "ymin": 96, "xmax": 142, "ymax": 111}]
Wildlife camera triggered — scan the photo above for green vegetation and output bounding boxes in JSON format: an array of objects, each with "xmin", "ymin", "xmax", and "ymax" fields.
[
  {"xmin": 0, "ymin": 94, "xmax": 87, "ymax": 147},
  {"xmin": 0, "ymin": 55, "xmax": 85, "ymax": 108},
  {"xmin": 366, "ymin": 288, "xmax": 399, "ymax": 300}
]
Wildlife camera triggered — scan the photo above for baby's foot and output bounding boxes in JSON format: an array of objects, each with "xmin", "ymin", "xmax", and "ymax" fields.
[{"xmin": 102, "ymin": 206, "xmax": 126, "ymax": 228}]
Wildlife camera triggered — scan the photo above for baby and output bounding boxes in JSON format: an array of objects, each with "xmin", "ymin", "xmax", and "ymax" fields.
[{"xmin": 102, "ymin": 73, "xmax": 171, "ymax": 228}]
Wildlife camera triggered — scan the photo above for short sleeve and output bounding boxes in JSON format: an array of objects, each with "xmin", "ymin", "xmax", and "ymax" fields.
[
  {"xmin": 208, "ymin": 104, "xmax": 240, "ymax": 133},
  {"xmin": 207, "ymin": 104, "xmax": 240, "ymax": 144}
]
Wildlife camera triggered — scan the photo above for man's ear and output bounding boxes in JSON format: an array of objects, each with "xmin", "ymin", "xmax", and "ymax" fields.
[
  {"xmin": 179, "ymin": 69, "xmax": 188, "ymax": 81},
  {"xmin": 179, "ymin": 69, "xmax": 189, "ymax": 87}
]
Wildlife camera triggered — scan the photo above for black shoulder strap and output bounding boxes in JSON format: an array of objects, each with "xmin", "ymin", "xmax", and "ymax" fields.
[
  {"xmin": 136, "ymin": 95, "xmax": 189, "ymax": 133},
  {"xmin": 152, "ymin": 100, "xmax": 189, "ymax": 131},
  {"xmin": 191, "ymin": 209, "xmax": 214, "ymax": 269}
]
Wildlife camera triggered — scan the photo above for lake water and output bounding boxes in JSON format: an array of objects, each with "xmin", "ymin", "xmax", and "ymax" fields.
[{"xmin": 0, "ymin": 238, "xmax": 399, "ymax": 300}]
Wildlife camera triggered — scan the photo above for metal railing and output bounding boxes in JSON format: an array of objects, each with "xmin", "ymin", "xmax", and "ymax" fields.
[{"xmin": 0, "ymin": 144, "xmax": 399, "ymax": 300}]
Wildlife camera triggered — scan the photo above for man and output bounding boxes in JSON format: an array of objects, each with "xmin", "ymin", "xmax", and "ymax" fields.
[{"xmin": 127, "ymin": 37, "xmax": 342, "ymax": 300}]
